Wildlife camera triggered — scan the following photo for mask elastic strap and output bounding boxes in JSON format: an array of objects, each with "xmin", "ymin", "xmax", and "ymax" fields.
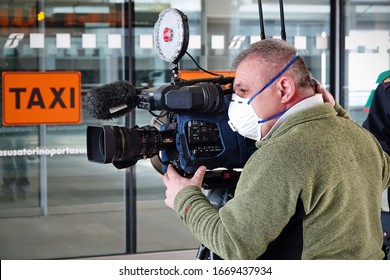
[
  {"xmin": 258, "ymin": 108, "xmax": 288, "ymax": 124},
  {"xmin": 247, "ymin": 53, "xmax": 300, "ymax": 105}
]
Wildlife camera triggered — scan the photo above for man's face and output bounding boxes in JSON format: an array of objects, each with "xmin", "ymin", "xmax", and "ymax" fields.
[{"xmin": 233, "ymin": 58, "xmax": 281, "ymax": 121}]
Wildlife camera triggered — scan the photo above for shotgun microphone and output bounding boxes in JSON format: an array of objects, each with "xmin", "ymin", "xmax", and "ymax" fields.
[{"xmin": 83, "ymin": 80, "xmax": 138, "ymax": 120}]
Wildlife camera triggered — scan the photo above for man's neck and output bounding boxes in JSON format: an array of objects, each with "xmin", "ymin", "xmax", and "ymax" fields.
[{"xmin": 260, "ymin": 94, "xmax": 324, "ymax": 140}]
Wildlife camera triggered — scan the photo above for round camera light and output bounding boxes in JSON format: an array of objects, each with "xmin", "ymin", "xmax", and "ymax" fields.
[{"xmin": 154, "ymin": 8, "xmax": 189, "ymax": 64}]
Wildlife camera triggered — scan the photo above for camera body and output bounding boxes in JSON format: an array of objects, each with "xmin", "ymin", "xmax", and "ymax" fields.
[
  {"xmin": 159, "ymin": 93, "xmax": 256, "ymax": 175},
  {"xmin": 86, "ymin": 81, "xmax": 256, "ymax": 175}
]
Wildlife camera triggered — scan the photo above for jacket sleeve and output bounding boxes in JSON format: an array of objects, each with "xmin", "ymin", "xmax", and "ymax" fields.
[{"xmin": 174, "ymin": 151, "xmax": 301, "ymax": 260}]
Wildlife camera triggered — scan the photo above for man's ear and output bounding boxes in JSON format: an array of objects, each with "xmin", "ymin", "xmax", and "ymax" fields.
[{"xmin": 278, "ymin": 76, "xmax": 295, "ymax": 104}]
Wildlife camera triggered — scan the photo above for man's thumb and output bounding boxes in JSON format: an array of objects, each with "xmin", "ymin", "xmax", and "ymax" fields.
[{"xmin": 192, "ymin": 165, "xmax": 207, "ymax": 184}]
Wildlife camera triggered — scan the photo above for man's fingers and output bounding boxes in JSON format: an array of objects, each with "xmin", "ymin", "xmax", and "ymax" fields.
[{"xmin": 191, "ymin": 165, "xmax": 207, "ymax": 185}]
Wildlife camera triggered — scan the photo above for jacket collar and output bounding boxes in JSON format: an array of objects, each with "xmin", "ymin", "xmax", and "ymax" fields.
[
  {"xmin": 256, "ymin": 102, "xmax": 337, "ymax": 148},
  {"xmin": 262, "ymin": 94, "xmax": 324, "ymax": 141}
]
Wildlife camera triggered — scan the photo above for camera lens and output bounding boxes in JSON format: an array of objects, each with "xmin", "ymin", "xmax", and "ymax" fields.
[{"xmin": 87, "ymin": 125, "xmax": 175, "ymax": 168}]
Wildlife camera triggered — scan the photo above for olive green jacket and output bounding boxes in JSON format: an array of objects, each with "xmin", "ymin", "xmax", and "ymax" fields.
[{"xmin": 174, "ymin": 103, "xmax": 390, "ymax": 259}]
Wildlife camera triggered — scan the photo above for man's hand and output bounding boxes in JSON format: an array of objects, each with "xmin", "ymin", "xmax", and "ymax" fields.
[
  {"xmin": 163, "ymin": 164, "xmax": 207, "ymax": 209},
  {"xmin": 315, "ymin": 80, "xmax": 336, "ymax": 106}
]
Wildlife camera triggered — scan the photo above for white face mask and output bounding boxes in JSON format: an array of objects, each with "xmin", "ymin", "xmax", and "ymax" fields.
[
  {"xmin": 228, "ymin": 53, "xmax": 300, "ymax": 141},
  {"xmin": 228, "ymin": 94, "xmax": 263, "ymax": 141}
]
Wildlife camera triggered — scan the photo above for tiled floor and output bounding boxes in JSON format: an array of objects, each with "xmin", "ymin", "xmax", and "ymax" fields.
[{"xmin": 0, "ymin": 200, "xmax": 200, "ymax": 260}]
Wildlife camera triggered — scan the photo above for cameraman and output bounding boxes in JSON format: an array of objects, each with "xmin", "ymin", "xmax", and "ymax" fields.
[{"xmin": 163, "ymin": 38, "xmax": 390, "ymax": 259}]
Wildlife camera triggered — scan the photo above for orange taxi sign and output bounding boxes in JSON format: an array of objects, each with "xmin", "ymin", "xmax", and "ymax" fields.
[{"xmin": 2, "ymin": 71, "xmax": 81, "ymax": 125}]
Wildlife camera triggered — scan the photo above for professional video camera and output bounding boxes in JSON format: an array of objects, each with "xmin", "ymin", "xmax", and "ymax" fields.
[
  {"xmin": 84, "ymin": 8, "xmax": 256, "ymax": 177},
  {"xmin": 85, "ymin": 80, "xmax": 256, "ymax": 175}
]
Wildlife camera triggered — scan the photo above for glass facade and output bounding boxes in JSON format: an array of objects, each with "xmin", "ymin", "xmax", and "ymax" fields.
[
  {"xmin": 343, "ymin": 0, "xmax": 390, "ymax": 124},
  {"xmin": 0, "ymin": 0, "xmax": 389, "ymax": 259},
  {"xmin": 0, "ymin": 0, "xmax": 130, "ymax": 259}
]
